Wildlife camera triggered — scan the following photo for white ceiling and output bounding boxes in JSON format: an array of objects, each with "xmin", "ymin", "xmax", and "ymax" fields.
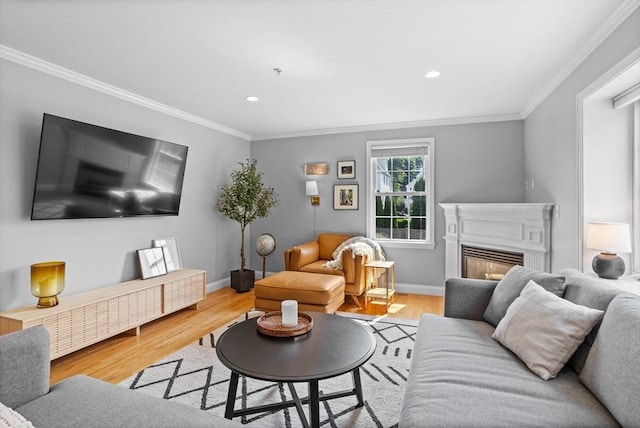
[{"xmin": 0, "ymin": 0, "xmax": 637, "ymax": 141}]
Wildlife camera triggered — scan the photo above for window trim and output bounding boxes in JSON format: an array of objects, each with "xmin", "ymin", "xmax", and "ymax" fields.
[
  {"xmin": 366, "ymin": 137, "xmax": 435, "ymax": 250},
  {"xmin": 633, "ymin": 101, "xmax": 640, "ymax": 274}
]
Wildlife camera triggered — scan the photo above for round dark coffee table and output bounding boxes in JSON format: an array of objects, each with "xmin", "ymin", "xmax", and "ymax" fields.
[{"xmin": 216, "ymin": 312, "xmax": 376, "ymax": 428}]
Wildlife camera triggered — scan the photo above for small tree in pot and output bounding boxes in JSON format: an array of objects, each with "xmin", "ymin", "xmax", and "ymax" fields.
[{"xmin": 216, "ymin": 159, "xmax": 279, "ymax": 292}]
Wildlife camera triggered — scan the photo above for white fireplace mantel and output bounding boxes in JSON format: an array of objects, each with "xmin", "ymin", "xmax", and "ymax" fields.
[{"xmin": 440, "ymin": 203, "xmax": 555, "ymax": 278}]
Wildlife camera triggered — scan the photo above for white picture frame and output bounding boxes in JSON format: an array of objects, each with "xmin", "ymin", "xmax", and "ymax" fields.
[
  {"xmin": 152, "ymin": 237, "xmax": 183, "ymax": 272},
  {"xmin": 137, "ymin": 247, "xmax": 167, "ymax": 279}
]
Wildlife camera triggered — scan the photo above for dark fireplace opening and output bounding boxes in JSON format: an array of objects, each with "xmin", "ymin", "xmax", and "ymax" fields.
[{"xmin": 462, "ymin": 245, "xmax": 523, "ymax": 280}]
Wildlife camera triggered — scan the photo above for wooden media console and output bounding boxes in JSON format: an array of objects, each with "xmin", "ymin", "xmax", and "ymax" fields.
[{"xmin": 0, "ymin": 268, "xmax": 205, "ymax": 360}]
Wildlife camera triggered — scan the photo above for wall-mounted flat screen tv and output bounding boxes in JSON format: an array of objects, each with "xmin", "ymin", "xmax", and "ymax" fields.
[{"xmin": 31, "ymin": 114, "xmax": 188, "ymax": 220}]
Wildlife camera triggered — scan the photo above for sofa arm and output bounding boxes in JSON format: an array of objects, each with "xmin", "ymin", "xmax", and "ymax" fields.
[
  {"xmin": 284, "ymin": 248, "xmax": 293, "ymax": 270},
  {"xmin": 444, "ymin": 278, "xmax": 498, "ymax": 320},
  {"xmin": 287, "ymin": 241, "xmax": 320, "ymax": 271},
  {"xmin": 0, "ymin": 326, "xmax": 51, "ymax": 408}
]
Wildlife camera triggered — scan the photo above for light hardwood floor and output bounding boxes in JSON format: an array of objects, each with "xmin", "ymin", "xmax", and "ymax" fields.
[{"xmin": 50, "ymin": 287, "xmax": 443, "ymax": 385}]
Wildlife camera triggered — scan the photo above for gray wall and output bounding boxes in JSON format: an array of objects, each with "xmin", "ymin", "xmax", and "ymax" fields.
[
  {"xmin": 524, "ymin": 8, "xmax": 640, "ymax": 271},
  {"xmin": 249, "ymin": 120, "xmax": 525, "ymax": 292},
  {"xmin": 0, "ymin": 59, "xmax": 249, "ymax": 311}
]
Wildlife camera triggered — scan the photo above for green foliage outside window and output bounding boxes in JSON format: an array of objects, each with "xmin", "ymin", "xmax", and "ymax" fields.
[{"xmin": 374, "ymin": 155, "xmax": 426, "ymax": 240}]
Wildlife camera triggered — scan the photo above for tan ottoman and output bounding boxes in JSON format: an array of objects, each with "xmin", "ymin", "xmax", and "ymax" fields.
[{"xmin": 254, "ymin": 271, "xmax": 345, "ymax": 313}]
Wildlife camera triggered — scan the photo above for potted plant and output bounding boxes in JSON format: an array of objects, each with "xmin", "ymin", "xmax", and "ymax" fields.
[{"xmin": 216, "ymin": 159, "xmax": 279, "ymax": 292}]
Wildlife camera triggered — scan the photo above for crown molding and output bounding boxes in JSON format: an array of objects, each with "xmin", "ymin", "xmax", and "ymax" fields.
[
  {"xmin": 520, "ymin": 0, "xmax": 640, "ymax": 118},
  {"xmin": 0, "ymin": 44, "xmax": 251, "ymax": 141},
  {"xmin": 251, "ymin": 113, "xmax": 523, "ymax": 141}
]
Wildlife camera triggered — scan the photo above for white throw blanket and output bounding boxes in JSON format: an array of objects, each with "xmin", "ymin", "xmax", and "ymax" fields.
[{"xmin": 324, "ymin": 237, "xmax": 385, "ymax": 286}]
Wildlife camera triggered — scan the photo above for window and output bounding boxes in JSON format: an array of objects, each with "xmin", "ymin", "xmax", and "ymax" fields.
[{"xmin": 366, "ymin": 138, "xmax": 435, "ymax": 249}]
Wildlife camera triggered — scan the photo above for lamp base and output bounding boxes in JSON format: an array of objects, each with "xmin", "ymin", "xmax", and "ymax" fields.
[
  {"xmin": 592, "ymin": 253, "xmax": 625, "ymax": 280},
  {"xmin": 36, "ymin": 296, "xmax": 60, "ymax": 308}
]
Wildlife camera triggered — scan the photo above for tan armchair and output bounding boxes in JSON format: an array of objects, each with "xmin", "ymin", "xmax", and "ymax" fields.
[{"xmin": 284, "ymin": 233, "xmax": 368, "ymax": 306}]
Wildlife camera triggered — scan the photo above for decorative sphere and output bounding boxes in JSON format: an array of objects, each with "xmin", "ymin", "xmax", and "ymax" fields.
[{"xmin": 256, "ymin": 233, "xmax": 276, "ymax": 257}]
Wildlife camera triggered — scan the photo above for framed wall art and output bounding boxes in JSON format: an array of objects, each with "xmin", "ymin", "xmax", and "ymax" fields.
[
  {"xmin": 137, "ymin": 247, "xmax": 167, "ymax": 279},
  {"xmin": 334, "ymin": 184, "xmax": 358, "ymax": 210},
  {"xmin": 337, "ymin": 160, "xmax": 356, "ymax": 179},
  {"xmin": 152, "ymin": 237, "xmax": 183, "ymax": 272},
  {"xmin": 303, "ymin": 162, "xmax": 329, "ymax": 175}
]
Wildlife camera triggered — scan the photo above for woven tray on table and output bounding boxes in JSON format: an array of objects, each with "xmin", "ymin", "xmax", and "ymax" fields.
[{"xmin": 256, "ymin": 311, "xmax": 313, "ymax": 337}]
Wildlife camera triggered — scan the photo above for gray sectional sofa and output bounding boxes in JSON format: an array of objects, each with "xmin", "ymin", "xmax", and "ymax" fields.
[
  {"xmin": 0, "ymin": 325, "xmax": 240, "ymax": 428},
  {"xmin": 400, "ymin": 268, "xmax": 640, "ymax": 427}
]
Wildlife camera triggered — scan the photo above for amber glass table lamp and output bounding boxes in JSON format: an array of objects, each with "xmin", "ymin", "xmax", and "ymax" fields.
[{"xmin": 31, "ymin": 261, "xmax": 65, "ymax": 308}]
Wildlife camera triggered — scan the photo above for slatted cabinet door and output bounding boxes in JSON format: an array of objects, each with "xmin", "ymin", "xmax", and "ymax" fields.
[{"xmin": 164, "ymin": 272, "xmax": 205, "ymax": 313}]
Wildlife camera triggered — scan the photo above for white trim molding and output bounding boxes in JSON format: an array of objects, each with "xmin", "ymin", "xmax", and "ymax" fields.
[
  {"xmin": 252, "ymin": 114, "xmax": 522, "ymax": 142},
  {"xmin": 0, "ymin": 44, "xmax": 251, "ymax": 141}
]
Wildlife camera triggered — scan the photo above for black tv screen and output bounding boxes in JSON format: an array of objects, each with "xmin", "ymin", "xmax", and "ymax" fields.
[{"xmin": 31, "ymin": 114, "xmax": 188, "ymax": 220}]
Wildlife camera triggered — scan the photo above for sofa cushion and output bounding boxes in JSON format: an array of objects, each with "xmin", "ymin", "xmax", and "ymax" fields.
[
  {"xmin": 483, "ymin": 265, "xmax": 566, "ymax": 326},
  {"xmin": 298, "ymin": 260, "xmax": 344, "ymax": 277},
  {"xmin": 317, "ymin": 233, "xmax": 352, "ymax": 260},
  {"xmin": 0, "ymin": 326, "xmax": 50, "ymax": 409},
  {"xmin": 492, "ymin": 281, "xmax": 604, "ymax": 380},
  {"xmin": 559, "ymin": 268, "xmax": 622, "ymax": 373},
  {"xmin": 17, "ymin": 375, "xmax": 240, "ymax": 428},
  {"xmin": 399, "ymin": 314, "xmax": 618, "ymax": 428},
  {"xmin": 580, "ymin": 293, "xmax": 640, "ymax": 427}
]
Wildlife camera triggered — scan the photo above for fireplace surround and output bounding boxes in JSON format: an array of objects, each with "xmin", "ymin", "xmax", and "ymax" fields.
[{"xmin": 440, "ymin": 203, "xmax": 554, "ymax": 278}]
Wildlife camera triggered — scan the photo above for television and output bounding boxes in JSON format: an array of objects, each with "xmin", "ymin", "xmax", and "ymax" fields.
[{"xmin": 31, "ymin": 114, "xmax": 188, "ymax": 220}]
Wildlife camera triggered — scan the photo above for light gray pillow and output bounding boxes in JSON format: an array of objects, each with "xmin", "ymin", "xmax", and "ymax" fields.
[
  {"xmin": 492, "ymin": 280, "xmax": 604, "ymax": 380},
  {"xmin": 579, "ymin": 293, "xmax": 640, "ymax": 426},
  {"xmin": 483, "ymin": 265, "xmax": 566, "ymax": 326}
]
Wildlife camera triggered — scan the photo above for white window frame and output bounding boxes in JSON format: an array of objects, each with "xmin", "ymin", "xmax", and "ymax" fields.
[
  {"xmin": 633, "ymin": 101, "xmax": 640, "ymax": 273},
  {"xmin": 366, "ymin": 137, "xmax": 435, "ymax": 249}
]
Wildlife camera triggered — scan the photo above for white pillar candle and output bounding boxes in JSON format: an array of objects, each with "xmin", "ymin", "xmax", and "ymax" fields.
[{"xmin": 281, "ymin": 300, "xmax": 298, "ymax": 327}]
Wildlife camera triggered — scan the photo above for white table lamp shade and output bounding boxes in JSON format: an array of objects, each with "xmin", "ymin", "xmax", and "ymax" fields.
[
  {"xmin": 587, "ymin": 222, "xmax": 632, "ymax": 253},
  {"xmin": 305, "ymin": 181, "xmax": 319, "ymax": 196}
]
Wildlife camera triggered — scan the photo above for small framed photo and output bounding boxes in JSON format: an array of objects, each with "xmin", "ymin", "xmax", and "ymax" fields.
[
  {"xmin": 137, "ymin": 247, "xmax": 167, "ymax": 279},
  {"xmin": 152, "ymin": 237, "xmax": 183, "ymax": 272},
  {"xmin": 337, "ymin": 160, "xmax": 356, "ymax": 179},
  {"xmin": 334, "ymin": 184, "xmax": 359, "ymax": 210}
]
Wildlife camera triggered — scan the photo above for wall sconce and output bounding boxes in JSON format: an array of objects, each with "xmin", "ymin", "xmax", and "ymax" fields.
[
  {"xmin": 306, "ymin": 181, "xmax": 320, "ymax": 205},
  {"xmin": 587, "ymin": 222, "xmax": 631, "ymax": 279},
  {"xmin": 31, "ymin": 261, "xmax": 65, "ymax": 308}
]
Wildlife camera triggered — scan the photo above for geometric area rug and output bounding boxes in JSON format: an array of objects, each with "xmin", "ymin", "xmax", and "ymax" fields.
[{"xmin": 119, "ymin": 312, "xmax": 419, "ymax": 427}]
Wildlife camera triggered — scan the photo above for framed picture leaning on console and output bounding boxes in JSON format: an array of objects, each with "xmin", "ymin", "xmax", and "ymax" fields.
[
  {"xmin": 137, "ymin": 247, "xmax": 167, "ymax": 279},
  {"xmin": 152, "ymin": 237, "xmax": 183, "ymax": 272}
]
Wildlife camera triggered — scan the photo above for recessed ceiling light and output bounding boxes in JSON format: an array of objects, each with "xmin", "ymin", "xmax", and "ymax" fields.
[
  {"xmin": 424, "ymin": 70, "xmax": 441, "ymax": 79},
  {"xmin": 245, "ymin": 96, "xmax": 259, "ymax": 102}
]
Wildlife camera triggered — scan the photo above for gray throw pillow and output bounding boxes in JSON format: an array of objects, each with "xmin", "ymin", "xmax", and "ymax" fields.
[
  {"xmin": 483, "ymin": 265, "xmax": 566, "ymax": 326},
  {"xmin": 579, "ymin": 293, "xmax": 640, "ymax": 427},
  {"xmin": 492, "ymin": 280, "xmax": 604, "ymax": 380}
]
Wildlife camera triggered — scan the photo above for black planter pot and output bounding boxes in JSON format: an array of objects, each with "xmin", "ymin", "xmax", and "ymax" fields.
[{"xmin": 230, "ymin": 269, "xmax": 255, "ymax": 293}]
